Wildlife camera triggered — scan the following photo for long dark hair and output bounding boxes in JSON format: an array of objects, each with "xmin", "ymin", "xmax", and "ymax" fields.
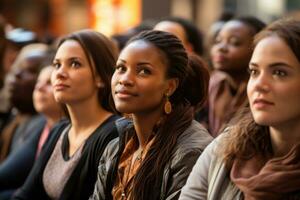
[
  {"xmin": 124, "ymin": 30, "xmax": 209, "ymax": 200},
  {"xmin": 222, "ymin": 18, "xmax": 300, "ymax": 169},
  {"xmin": 57, "ymin": 29, "xmax": 117, "ymax": 113}
]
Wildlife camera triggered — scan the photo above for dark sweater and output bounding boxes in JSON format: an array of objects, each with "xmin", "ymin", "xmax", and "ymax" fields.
[{"xmin": 12, "ymin": 115, "xmax": 120, "ymax": 200}]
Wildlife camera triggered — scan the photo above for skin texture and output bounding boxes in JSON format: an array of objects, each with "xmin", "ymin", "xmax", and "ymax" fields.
[
  {"xmin": 248, "ymin": 35, "xmax": 300, "ymax": 156},
  {"xmin": 33, "ymin": 66, "xmax": 61, "ymax": 122},
  {"xmin": 210, "ymin": 20, "xmax": 254, "ymax": 74},
  {"xmin": 9, "ymin": 56, "xmax": 42, "ymax": 113},
  {"xmin": 51, "ymin": 40, "xmax": 101, "ymax": 105},
  {"xmin": 111, "ymin": 39, "xmax": 177, "ymax": 147}
]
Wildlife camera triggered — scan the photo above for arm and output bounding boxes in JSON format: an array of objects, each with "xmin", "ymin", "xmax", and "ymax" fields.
[
  {"xmin": 89, "ymin": 138, "xmax": 119, "ymax": 200},
  {"xmin": 0, "ymin": 130, "xmax": 40, "ymax": 189},
  {"xmin": 179, "ymin": 139, "xmax": 216, "ymax": 200}
]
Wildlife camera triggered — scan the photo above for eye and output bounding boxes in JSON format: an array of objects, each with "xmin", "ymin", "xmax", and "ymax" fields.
[
  {"xmin": 248, "ymin": 68, "xmax": 258, "ymax": 76},
  {"xmin": 273, "ymin": 69, "xmax": 287, "ymax": 77},
  {"xmin": 52, "ymin": 62, "xmax": 60, "ymax": 69},
  {"xmin": 70, "ymin": 60, "xmax": 81, "ymax": 68},
  {"xmin": 138, "ymin": 67, "xmax": 151, "ymax": 75},
  {"xmin": 115, "ymin": 64, "xmax": 126, "ymax": 73},
  {"xmin": 229, "ymin": 37, "xmax": 241, "ymax": 46},
  {"xmin": 214, "ymin": 36, "xmax": 222, "ymax": 44}
]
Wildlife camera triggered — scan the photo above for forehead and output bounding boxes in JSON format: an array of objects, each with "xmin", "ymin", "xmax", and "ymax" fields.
[
  {"xmin": 56, "ymin": 39, "xmax": 85, "ymax": 58},
  {"xmin": 120, "ymin": 40, "xmax": 167, "ymax": 64},
  {"xmin": 251, "ymin": 35, "xmax": 300, "ymax": 65},
  {"xmin": 219, "ymin": 20, "xmax": 253, "ymax": 37}
]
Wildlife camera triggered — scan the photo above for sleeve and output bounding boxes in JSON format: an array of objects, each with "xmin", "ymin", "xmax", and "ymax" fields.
[
  {"xmin": 0, "ymin": 130, "xmax": 39, "ymax": 189},
  {"xmin": 11, "ymin": 123, "xmax": 64, "ymax": 200},
  {"xmin": 89, "ymin": 138, "xmax": 119, "ymax": 200},
  {"xmin": 178, "ymin": 139, "xmax": 217, "ymax": 200},
  {"xmin": 164, "ymin": 147, "xmax": 204, "ymax": 200}
]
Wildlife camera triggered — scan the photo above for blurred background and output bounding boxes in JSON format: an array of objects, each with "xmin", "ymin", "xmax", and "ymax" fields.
[{"xmin": 1, "ymin": 0, "xmax": 300, "ymax": 40}]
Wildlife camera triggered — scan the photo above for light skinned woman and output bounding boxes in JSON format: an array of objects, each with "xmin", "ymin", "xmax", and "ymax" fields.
[
  {"xmin": 12, "ymin": 30, "xmax": 120, "ymax": 200},
  {"xmin": 179, "ymin": 18, "xmax": 300, "ymax": 199},
  {"xmin": 90, "ymin": 30, "xmax": 213, "ymax": 200}
]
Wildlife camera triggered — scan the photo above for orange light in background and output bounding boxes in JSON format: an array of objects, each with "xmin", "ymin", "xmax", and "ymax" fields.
[{"xmin": 88, "ymin": 0, "xmax": 141, "ymax": 36}]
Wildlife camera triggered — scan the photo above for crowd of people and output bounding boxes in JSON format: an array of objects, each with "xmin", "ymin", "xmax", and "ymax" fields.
[{"xmin": 0, "ymin": 11, "xmax": 300, "ymax": 200}]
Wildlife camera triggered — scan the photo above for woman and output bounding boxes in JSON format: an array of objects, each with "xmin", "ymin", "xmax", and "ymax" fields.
[
  {"xmin": 179, "ymin": 18, "xmax": 300, "ymax": 199},
  {"xmin": 12, "ymin": 30, "xmax": 120, "ymax": 200},
  {"xmin": 90, "ymin": 30, "xmax": 213, "ymax": 200},
  {"xmin": 0, "ymin": 66, "xmax": 62, "ymax": 199},
  {"xmin": 208, "ymin": 16, "xmax": 265, "ymax": 136}
]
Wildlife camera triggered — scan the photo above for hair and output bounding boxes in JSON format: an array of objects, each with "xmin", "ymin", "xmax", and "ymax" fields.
[
  {"xmin": 159, "ymin": 17, "xmax": 204, "ymax": 56},
  {"xmin": 0, "ymin": 17, "xmax": 6, "ymax": 89},
  {"xmin": 221, "ymin": 18, "xmax": 300, "ymax": 169},
  {"xmin": 120, "ymin": 30, "xmax": 209, "ymax": 200},
  {"xmin": 57, "ymin": 29, "xmax": 117, "ymax": 113},
  {"xmin": 234, "ymin": 16, "xmax": 266, "ymax": 35}
]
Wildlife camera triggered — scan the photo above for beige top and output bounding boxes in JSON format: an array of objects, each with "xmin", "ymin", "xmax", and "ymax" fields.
[{"xmin": 43, "ymin": 125, "xmax": 84, "ymax": 200}]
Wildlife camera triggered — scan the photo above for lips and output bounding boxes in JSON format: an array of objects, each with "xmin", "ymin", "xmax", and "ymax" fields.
[
  {"xmin": 114, "ymin": 89, "xmax": 138, "ymax": 99},
  {"xmin": 53, "ymin": 83, "xmax": 70, "ymax": 91},
  {"xmin": 253, "ymin": 98, "xmax": 274, "ymax": 109}
]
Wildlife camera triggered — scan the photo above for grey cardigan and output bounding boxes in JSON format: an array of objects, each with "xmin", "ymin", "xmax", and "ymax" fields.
[
  {"xmin": 179, "ymin": 134, "xmax": 243, "ymax": 200},
  {"xmin": 90, "ymin": 119, "xmax": 213, "ymax": 200}
]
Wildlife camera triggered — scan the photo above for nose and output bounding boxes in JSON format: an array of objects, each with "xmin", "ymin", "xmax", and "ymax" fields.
[
  {"xmin": 217, "ymin": 42, "xmax": 228, "ymax": 53},
  {"xmin": 118, "ymin": 70, "xmax": 134, "ymax": 86},
  {"xmin": 250, "ymin": 72, "xmax": 271, "ymax": 93},
  {"xmin": 54, "ymin": 65, "xmax": 68, "ymax": 80}
]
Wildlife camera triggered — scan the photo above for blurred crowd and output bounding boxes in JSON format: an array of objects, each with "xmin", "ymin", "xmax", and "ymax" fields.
[{"xmin": 0, "ymin": 10, "xmax": 300, "ymax": 200}]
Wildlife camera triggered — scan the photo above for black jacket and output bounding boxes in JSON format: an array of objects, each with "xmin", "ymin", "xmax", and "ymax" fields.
[{"xmin": 12, "ymin": 115, "xmax": 120, "ymax": 200}]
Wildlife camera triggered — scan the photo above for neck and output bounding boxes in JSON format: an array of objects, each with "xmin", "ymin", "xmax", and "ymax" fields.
[
  {"xmin": 67, "ymin": 98, "xmax": 112, "ymax": 136},
  {"xmin": 132, "ymin": 108, "xmax": 163, "ymax": 149},
  {"xmin": 45, "ymin": 114, "xmax": 61, "ymax": 129},
  {"xmin": 270, "ymin": 120, "xmax": 300, "ymax": 157}
]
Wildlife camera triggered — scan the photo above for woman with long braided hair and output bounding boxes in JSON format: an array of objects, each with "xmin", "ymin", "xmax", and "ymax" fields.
[{"xmin": 90, "ymin": 30, "xmax": 212, "ymax": 200}]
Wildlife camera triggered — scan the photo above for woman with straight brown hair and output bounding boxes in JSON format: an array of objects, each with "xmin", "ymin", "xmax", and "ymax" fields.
[{"xmin": 12, "ymin": 29, "xmax": 120, "ymax": 200}]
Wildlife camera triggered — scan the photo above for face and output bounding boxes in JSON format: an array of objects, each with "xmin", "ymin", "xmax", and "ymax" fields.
[
  {"xmin": 111, "ymin": 40, "xmax": 175, "ymax": 115},
  {"xmin": 211, "ymin": 20, "xmax": 254, "ymax": 73},
  {"xmin": 154, "ymin": 21, "xmax": 192, "ymax": 52},
  {"xmin": 33, "ymin": 67, "xmax": 61, "ymax": 116},
  {"xmin": 51, "ymin": 40, "xmax": 101, "ymax": 105},
  {"xmin": 9, "ymin": 56, "xmax": 40, "ymax": 111},
  {"xmin": 248, "ymin": 35, "xmax": 300, "ymax": 127}
]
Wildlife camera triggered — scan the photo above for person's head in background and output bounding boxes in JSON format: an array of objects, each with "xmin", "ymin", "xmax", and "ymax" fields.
[
  {"xmin": 3, "ymin": 28, "xmax": 39, "ymax": 75},
  {"xmin": 210, "ymin": 16, "xmax": 265, "ymax": 83},
  {"xmin": 52, "ymin": 29, "xmax": 117, "ymax": 116},
  {"xmin": 33, "ymin": 66, "xmax": 62, "ymax": 126},
  {"xmin": 111, "ymin": 22, "xmax": 153, "ymax": 54},
  {"xmin": 8, "ymin": 44, "xmax": 49, "ymax": 115},
  {"xmin": 0, "ymin": 17, "xmax": 6, "ymax": 89},
  {"xmin": 154, "ymin": 16, "xmax": 204, "ymax": 56}
]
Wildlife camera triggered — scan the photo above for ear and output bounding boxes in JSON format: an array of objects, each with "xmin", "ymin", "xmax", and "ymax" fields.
[
  {"xmin": 165, "ymin": 78, "xmax": 179, "ymax": 96},
  {"xmin": 95, "ymin": 76, "xmax": 104, "ymax": 88}
]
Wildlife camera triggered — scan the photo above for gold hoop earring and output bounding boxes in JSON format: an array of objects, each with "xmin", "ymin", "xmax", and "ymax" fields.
[{"xmin": 164, "ymin": 94, "xmax": 172, "ymax": 114}]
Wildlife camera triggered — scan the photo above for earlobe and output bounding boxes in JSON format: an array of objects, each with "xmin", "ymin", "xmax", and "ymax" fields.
[{"xmin": 167, "ymin": 78, "xmax": 179, "ymax": 96}]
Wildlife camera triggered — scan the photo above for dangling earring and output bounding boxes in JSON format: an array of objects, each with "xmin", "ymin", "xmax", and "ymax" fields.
[{"xmin": 164, "ymin": 94, "xmax": 172, "ymax": 114}]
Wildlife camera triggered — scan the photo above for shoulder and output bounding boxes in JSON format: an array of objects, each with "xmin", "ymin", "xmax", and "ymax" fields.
[{"xmin": 177, "ymin": 120, "xmax": 213, "ymax": 151}]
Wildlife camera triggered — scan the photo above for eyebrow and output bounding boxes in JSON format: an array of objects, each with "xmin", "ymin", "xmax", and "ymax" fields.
[
  {"xmin": 54, "ymin": 57, "xmax": 82, "ymax": 61},
  {"xmin": 249, "ymin": 62, "xmax": 293, "ymax": 68},
  {"xmin": 118, "ymin": 59, "xmax": 152, "ymax": 66}
]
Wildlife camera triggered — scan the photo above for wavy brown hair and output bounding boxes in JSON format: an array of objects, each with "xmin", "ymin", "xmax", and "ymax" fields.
[{"xmin": 221, "ymin": 18, "xmax": 300, "ymax": 168}]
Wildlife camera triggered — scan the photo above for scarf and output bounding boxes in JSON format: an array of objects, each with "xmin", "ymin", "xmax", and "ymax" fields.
[{"xmin": 231, "ymin": 144, "xmax": 300, "ymax": 200}]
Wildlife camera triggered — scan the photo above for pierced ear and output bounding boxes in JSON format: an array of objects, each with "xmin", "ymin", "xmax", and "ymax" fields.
[
  {"xmin": 95, "ymin": 76, "xmax": 104, "ymax": 88},
  {"xmin": 166, "ymin": 78, "xmax": 179, "ymax": 96}
]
